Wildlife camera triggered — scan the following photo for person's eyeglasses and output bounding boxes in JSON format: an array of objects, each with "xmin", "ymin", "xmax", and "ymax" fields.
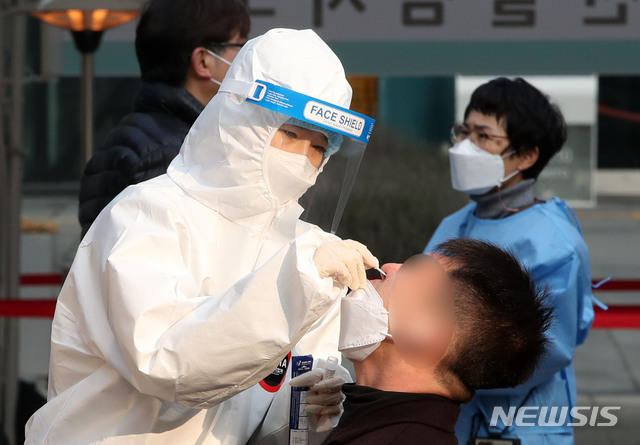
[
  {"xmin": 207, "ymin": 42, "xmax": 245, "ymax": 50},
  {"xmin": 450, "ymin": 123, "xmax": 509, "ymax": 149}
]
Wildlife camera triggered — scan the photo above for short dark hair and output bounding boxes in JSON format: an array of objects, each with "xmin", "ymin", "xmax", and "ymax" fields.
[
  {"xmin": 135, "ymin": 0, "xmax": 250, "ymax": 87},
  {"xmin": 433, "ymin": 238, "xmax": 553, "ymax": 403},
  {"xmin": 464, "ymin": 77, "xmax": 567, "ymax": 179}
]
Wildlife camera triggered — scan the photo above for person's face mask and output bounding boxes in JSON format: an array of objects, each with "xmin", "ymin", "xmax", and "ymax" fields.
[
  {"xmin": 263, "ymin": 146, "xmax": 319, "ymax": 205},
  {"xmin": 449, "ymin": 138, "xmax": 519, "ymax": 196},
  {"xmin": 205, "ymin": 49, "xmax": 232, "ymax": 86},
  {"xmin": 338, "ymin": 280, "xmax": 390, "ymax": 361}
]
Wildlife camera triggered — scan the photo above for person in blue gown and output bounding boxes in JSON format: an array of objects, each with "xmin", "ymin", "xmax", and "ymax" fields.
[{"xmin": 425, "ymin": 77, "xmax": 595, "ymax": 445}]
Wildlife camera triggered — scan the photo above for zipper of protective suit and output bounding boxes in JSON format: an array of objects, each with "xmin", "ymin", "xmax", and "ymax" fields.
[{"xmin": 251, "ymin": 208, "xmax": 280, "ymax": 271}]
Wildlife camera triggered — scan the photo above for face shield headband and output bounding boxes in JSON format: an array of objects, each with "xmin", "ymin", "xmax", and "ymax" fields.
[
  {"xmin": 253, "ymin": 80, "xmax": 374, "ymax": 145},
  {"xmin": 218, "ymin": 79, "xmax": 376, "ymax": 234},
  {"xmin": 219, "ymin": 79, "xmax": 375, "ymax": 148}
]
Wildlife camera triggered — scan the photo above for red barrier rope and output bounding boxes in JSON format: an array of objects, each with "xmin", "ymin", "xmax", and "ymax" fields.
[
  {"xmin": 0, "ymin": 299, "xmax": 57, "ymax": 318},
  {"xmin": 20, "ymin": 274, "xmax": 63, "ymax": 286},
  {"xmin": 3, "ymin": 275, "xmax": 639, "ymax": 328},
  {"xmin": 16, "ymin": 275, "xmax": 640, "ymax": 291},
  {"xmin": 592, "ymin": 306, "xmax": 640, "ymax": 329},
  {"xmin": 1, "ymin": 301, "xmax": 639, "ymax": 327},
  {"xmin": 599, "ymin": 104, "xmax": 640, "ymax": 124},
  {"xmin": 591, "ymin": 279, "xmax": 640, "ymax": 292}
]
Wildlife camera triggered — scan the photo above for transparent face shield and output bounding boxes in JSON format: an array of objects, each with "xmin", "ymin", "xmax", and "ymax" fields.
[
  {"xmin": 298, "ymin": 132, "xmax": 366, "ymax": 234},
  {"xmin": 223, "ymin": 79, "xmax": 376, "ymax": 233}
]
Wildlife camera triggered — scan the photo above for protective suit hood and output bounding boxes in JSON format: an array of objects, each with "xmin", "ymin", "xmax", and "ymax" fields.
[{"xmin": 167, "ymin": 28, "xmax": 353, "ymax": 223}]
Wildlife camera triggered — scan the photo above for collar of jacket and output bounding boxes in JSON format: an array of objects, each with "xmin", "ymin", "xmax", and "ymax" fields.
[
  {"xmin": 135, "ymin": 82, "xmax": 204, "ymax": 126},
  {"xmin": 471, "ymin": 178, "xmax": 537, "ymax": 219}
]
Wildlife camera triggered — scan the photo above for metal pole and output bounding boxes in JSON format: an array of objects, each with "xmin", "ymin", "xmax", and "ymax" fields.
[
  {"xmin": 0, "ymin": 3, "xmax": 8, "ymax": 438},
  {"xmin": 81, "ymin": 51, "xmax": 94, "ymax": 170},
  {"xmin": 1, "ymin": 7, "xmax": 26, "ymax": 444},
  {"xmin": 0, "ymin": 3, "xmax": 8, "ymax": 288}
]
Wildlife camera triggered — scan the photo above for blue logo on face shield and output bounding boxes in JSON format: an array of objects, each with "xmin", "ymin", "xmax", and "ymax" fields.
[{"xmin": 246, "ymin": 80, "xmax": 375, "ymax": 143}]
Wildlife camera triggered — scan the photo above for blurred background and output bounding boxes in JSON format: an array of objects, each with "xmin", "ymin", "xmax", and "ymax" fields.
[{"xmin": 2, "ymin": 1, "xmax": 640, "ymax": 444}]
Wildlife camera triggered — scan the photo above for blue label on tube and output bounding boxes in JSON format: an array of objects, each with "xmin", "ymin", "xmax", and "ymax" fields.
[{"xmin": 289, "ymin": 355, "xmax": 314, "ymax": 444}]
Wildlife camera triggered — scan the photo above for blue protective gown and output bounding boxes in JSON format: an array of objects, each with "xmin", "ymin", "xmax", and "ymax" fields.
[{"xmin": 425, "ymin": 197, "xmax": 594, "ymax": 445}]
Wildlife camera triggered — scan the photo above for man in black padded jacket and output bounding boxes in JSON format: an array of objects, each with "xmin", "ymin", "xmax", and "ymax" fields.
[{"xmin": 78, "ymin": 0, "xmax": 249, "ymax": 237}]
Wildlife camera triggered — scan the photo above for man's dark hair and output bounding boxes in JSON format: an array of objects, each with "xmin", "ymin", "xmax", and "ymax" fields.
[
  {"xmin": 136, "ymin": 0, "xmax": 250, "ymax": 87},
  {"xmin": 464, "ymin": 77, "xmax": 567, "ymax": 179},
  {"xmin": 433, "ymin": 238, "xmax": 553, "ymax": 403}
]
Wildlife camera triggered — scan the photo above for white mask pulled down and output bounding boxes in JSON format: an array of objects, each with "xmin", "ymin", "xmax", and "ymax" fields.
[
  {"xmin": 263, "ymin": 146, "xmax": 319, "ymax": 205},
  {"xmin": 449, "ymin": 138, "xmax": 519, "ymax": 195},
  {"xmin": 339, "ymin": 280, "xmax": 390, "ymax": 361}
]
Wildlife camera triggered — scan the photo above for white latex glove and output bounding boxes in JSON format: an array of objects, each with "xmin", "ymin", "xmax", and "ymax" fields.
[
  {"xmin": 289, "ymin": 360, "xmax": 351, "ymax": 432},
  {"xmin": 313, "ymin": 239, "xmax": 379, "ymax": 290}
]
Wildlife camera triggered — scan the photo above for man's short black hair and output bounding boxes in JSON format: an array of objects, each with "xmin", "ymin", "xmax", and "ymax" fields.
[
  {"xmin": 433, "ymin": 238, "xmax": 553, "ymax": 403},
  {"xmin": 136, "ymin": 0, "xmax": 250, "ymax": 87},
  {"xmin": 464, "ymin": 77, "xmax": 567, "ymax": 179}
]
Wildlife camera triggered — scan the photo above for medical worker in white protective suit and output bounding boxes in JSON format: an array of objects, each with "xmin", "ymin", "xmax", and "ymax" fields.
[
  {"xmin": 425, "ymin": 77, "xmax": 595, "ymax": 445},
  {"xmin": 25, "ymin": 28, "xmax": 379, "ymax": 444}
]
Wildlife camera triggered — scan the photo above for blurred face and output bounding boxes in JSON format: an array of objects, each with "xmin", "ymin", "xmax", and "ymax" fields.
[
  {"xmin": 372, "ymin": 254, "xmax": 455, "ymax": 368},
  {"xmin": 270, "ymin": 124, "xmax": 329, "ymax": 168}
]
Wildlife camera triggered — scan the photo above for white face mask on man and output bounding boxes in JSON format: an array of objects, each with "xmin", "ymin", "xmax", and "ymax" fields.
[
  {"xmin": 206, "ymin": 49, "xmax": 232, "ymax": 86},
  {"xmin": 449, "ymin": 138, "xmax": 519, "ymax": 196},
  {"xmin": 338, "ymin": 280, "xmax": 391, "ymax": 361}
]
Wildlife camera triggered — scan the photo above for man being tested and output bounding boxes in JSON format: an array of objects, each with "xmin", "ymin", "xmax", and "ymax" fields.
[
  {"xmin": 26, "ymin": 28, "xmax": 378, "ymax": 444},
  {"xmin": 294, "ymin": 238, "xmax": 552, "ymax": 444}
]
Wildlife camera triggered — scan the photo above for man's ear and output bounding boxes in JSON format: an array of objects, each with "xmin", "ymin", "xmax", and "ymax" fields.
[
  {"xmin": 190, "ymin": 47, "xmax": 213, "ymax": 79},
  {"xmin": 517, "ymin": 147, "xmax": 539, "ymax": 172}
]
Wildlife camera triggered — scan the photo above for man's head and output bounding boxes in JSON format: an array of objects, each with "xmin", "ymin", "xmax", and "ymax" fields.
[
  {"xmin": 371, "ymin": 238, "xmax": 552, "ymax": 402},
  {"xmin": 136, "ymin": 0, "xmax": 250, "ymax": 102},
  {"xmin": 462, "ymin": 77, "xmax": 567, "ymax": 180}
]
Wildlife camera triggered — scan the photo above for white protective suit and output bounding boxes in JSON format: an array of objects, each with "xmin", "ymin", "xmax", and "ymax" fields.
[{"xmin": 25, "ymin": 29, "xmax": 357, "ymax": 444}]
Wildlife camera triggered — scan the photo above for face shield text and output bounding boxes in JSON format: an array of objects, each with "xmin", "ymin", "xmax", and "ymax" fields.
[{"xmin": 304, "ymin": 101, "xmax": 365, "ymax": 138}]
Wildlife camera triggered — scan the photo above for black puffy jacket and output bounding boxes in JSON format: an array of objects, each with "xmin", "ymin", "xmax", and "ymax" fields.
[{"xmin": 78, "ymin": 82, "xmax": 204, "ymax": 237}]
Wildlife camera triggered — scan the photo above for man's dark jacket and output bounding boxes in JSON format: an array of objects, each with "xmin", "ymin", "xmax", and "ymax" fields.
[
  {"xmin": 78, "ymin": 82, "xmax": 204, "ymax": 237},
  {"xmin": 322, "ymin": 384, "xmax": 460, "ymax": 445}
]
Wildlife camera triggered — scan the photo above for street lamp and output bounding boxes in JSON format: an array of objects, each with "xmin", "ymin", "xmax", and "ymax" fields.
[{"xmin": 32, "ymin": 0, "xmax": 144, "ymax": 170}]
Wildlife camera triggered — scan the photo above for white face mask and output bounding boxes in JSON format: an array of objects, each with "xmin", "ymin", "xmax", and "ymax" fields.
[
  {"xmin": 449, "ymin": 138, "xmax": 519, "ymax": 195},
  {"xmin": 338, "ymin": 280, "xmax": 391, "ymax": 362},
  {"xmin": 206, "ymin": 49, "xmax": 232, "ymax": 86},
  {"xmin": 263, "ymin": 146, "xmax": 319, "ymax": 205}
]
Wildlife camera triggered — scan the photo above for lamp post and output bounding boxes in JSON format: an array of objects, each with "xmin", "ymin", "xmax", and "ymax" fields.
[
  {"xmin": 0, "ymin": 7, "xmax": 26, "ymax": 444},
  {"xmin": 32, "ymin": 0, "xmax": 143, "ymax": 170}
]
